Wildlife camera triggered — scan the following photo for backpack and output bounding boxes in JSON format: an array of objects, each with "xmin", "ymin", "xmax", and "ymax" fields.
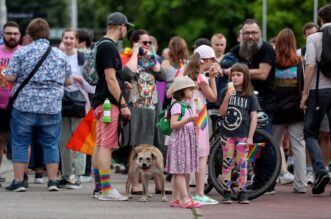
[
  {"xmin": 156, "ymin": 101, "xmax": 190, "ymax": 136},
  {"xmin": 82, "ymin": 39, "xmax": 114, "ymax": 85},
  {"xmin": 318, "ymin": 25, "xmax": 331, "ymax": 78}
]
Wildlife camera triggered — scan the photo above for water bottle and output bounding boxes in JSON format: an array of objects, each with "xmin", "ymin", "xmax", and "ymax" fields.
[{"xmin": 103, "ymin": 98, "xmax": 112, "ymax": 123}]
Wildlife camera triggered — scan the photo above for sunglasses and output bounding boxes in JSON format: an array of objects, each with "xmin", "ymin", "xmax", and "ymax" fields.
[{"xmin": 142, "ymin": 41, "xmax": 152, "ymax": 46}]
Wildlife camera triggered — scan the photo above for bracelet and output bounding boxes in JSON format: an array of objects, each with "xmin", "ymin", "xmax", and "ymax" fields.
[{"xmin": 120, "ymin": 104, "xmax": 127, "ymax": 109}]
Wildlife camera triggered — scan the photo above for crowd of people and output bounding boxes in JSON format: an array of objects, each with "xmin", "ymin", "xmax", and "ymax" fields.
[{"xmin": 0, "ymin": 3, "xmax": 331, "ymax": 209}]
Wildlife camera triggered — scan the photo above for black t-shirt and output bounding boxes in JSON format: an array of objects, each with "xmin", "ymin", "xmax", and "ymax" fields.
[
  {"xmin": 272, "ymin": 63, "xmax": 304, "ymax": 124},
  {"xmin": 92, "ymin": 38, "xmax": 125, "ymax": 108},
  {"xmin": 230, "ymin": 42, "xmax": 276, "ymax": 98},
  {"xmin": 220, "ymin": 89, "xmax": 259, "ymax": 137}
]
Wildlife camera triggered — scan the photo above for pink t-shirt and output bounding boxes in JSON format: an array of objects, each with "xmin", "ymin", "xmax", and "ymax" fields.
[
  {"xmin": 170, "ymin": 102, "xmax": 193, "ymax": 127},
  {"xmin": 0, "ymin": 45, "xmax": 20, "ymax": 109}
]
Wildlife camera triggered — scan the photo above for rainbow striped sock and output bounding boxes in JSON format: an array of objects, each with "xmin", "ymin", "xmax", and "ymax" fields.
[
  {"xmin": 99, "ymin": 169, "xmax": 112, "ymax": 194},
  {"xmin": 92, "ymin": 168, "xmax": 100, "ymax": 191}
]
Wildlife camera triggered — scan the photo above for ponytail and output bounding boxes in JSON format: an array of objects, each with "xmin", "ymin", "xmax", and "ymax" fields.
[{"xmin": 184, "ymin": 53, "xmax": 201, "ymax": 81}]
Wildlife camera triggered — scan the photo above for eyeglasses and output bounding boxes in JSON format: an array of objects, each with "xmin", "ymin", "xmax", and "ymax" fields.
[
  {"xmin": 242, "ymin": 31, "xmax": 260, "ymax": 36},
  {"xmin": 4, "ymin": 32, "xmax": 20, "ymax": 36},
  {"xmin": 142, "ymin": 41, "xmax": 152, "ymax": 46}
]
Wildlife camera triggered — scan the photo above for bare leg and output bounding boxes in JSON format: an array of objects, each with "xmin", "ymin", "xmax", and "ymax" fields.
[
  {"xmin": 195, "ymin": 156, "xmax": 208, "ymax": 196},
  {"xmin": 46, "ymin": 163, "xmax": 59, "ymax": 180},
  {"xmin": 176, "ymin": 174, "xmax": 190, "ymax": 204},
  {"xmin": 13, "ymin": 163, "xmax": 27, "ymax": 181}
]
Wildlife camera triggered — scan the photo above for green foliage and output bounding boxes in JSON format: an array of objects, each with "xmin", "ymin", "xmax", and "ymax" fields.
[
  {"xmin": 6, "ymin": 0, "xmax": 331, "ymax": 51},
  {"xmin": 253, "ymin": 0, "xmax": 331, "ymax": 47}
]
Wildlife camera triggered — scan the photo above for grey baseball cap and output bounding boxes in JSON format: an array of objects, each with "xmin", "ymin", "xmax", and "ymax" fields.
[{"xmin": 107, "ymin": 12, "xmax": 134, "ymax": 27}]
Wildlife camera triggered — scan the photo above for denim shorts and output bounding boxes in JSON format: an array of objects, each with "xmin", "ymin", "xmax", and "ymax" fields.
[{"xmin": 10, "ymin": 108, "xmax": 61, "ymax": 164}]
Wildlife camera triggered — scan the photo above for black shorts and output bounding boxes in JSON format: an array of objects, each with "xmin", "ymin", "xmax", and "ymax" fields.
[{"xmin": 0, "ymin": 108, "xmax": 9, "ymax": 132}]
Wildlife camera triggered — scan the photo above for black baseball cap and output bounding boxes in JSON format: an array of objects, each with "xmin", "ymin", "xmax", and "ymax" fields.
[{"xmin": 107, "ymin": 12, "xmax": 134, "ymax": 27}]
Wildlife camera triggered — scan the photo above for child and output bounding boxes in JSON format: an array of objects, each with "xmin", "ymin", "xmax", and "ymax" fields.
[
  {"xmin": 184, "ymin": 45, "xmax": 219, "ymax": 205},
  {"xmin": 166, "ymin": 76, "xmax": 200, "ymax": 209},
  {"xmin": 219, "ymin": 63, "xmax": 258, "ymax": 204},
  {"xmin": 166, "ymin": 45, "xmax": 219, "ymax": 205}
]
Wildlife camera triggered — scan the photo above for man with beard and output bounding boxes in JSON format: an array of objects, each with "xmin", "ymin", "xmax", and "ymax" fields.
[
  {"xmin": 91, "ymin": 12, "xmax": 133, "ymax": 201},
  {"xmin": 227, "ymin": 19, "xmax": 277, "ymax": 194},
  {"xmin": 0, "ymin": 21, "xmax": 21, "ymax": 186}
]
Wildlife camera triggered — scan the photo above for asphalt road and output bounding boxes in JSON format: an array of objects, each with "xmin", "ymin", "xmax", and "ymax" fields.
[{"xmin": 1, "ymin": 157, "xmax": 331, "ymax": 219}]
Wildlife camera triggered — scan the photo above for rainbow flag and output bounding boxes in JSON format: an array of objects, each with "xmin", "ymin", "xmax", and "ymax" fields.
[
  {"xmin": 195, "ymin": 105, "xmax": 208, "ymax": 130},
  {"xmin": 66, "ymin": 109, "xmax": 96, "ymax": 155},
  {"xmin": 247, "ymin": 143, "xmax": 265, "ymax": 162}
]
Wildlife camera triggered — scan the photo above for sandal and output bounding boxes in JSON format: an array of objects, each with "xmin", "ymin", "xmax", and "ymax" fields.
[
  {"xmin": 192, "ymin": 195, "xmax": 219, "ymax": 205},
  {"xmin": 169, "ymin": 199, "xmax": 180, "ymax": 207},
  {"xmin": 177, "ymin": 200, "xmax": 201, "ymax": 209}
]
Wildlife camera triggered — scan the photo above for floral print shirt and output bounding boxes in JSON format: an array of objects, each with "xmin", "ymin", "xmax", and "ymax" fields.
[{"xmin": 5, "ymin": 39, "xmax": 72, "ymax": 114}]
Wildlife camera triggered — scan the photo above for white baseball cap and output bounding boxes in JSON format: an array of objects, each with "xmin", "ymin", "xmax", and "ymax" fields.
[{"xmin": 194, "ymin": 45, "xmax": 217, "ymax": 62}]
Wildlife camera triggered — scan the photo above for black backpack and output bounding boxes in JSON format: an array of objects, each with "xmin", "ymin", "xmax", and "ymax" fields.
[{"xmin": 318, "ymin": 25, "xmax": 331, "ymax": 78}]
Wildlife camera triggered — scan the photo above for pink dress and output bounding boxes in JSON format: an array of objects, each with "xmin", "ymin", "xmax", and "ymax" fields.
[
  {"xmin": 166, "ymin": 102, "xmax": 199, "ymax": 174},
  {"xmin": 188, "ymin": 74, "xmax": 210, "ymax": 157}
]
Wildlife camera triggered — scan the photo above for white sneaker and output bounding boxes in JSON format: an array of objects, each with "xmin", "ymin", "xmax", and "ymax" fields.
[
  {"xmin": 98, "ymin": 188, "xmax": 128, "ymax": 201},
  {"xmin": 80, "ymin": 176, "xmax": 93, "ymax": 183},
  {"xmin": 279, "ymin": 171, "xmax": 294, "ymax": 185},
  {"xmin": 34, "ymin": 177, "xmax": 44, "ymax": 184},
  {"xmin": 306, "ymin": 171, "xmax": 314, "ymax": 185}
]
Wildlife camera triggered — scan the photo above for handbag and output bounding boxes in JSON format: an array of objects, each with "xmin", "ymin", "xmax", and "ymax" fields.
[
  {"xmin": 62, "ymin": 90, "xmax": 86, "ymax": 118},
  {"xmin": 5, "ymin": 45, "xmax": 52, "ymax": 130}
]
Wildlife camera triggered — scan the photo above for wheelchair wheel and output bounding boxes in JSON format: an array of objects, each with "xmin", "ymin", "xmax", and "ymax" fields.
[{"xmin": 208, "ymin": 129, "xmax": 281, "ymax": 200}]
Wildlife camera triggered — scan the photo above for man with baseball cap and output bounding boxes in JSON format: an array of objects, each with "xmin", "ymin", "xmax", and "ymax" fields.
[
  {"xmin": 91, "ymin": 11, "xmax": 133, "ymax": 201},
  {"xmin": 108, "ymin": 12, "xmax": 134, "ymax": 27}
]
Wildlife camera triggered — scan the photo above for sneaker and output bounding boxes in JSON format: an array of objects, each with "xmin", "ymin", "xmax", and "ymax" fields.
[
  {"xmin": 306, "ymin": 171, "xmax": 314, "ymax": 185},
  {"xmin": 93, "ymin": 188, "xmax": 100, "ymax": 199},
  {"xmin": 34, "ymin": 173, "xmax": 44, "ymax": 184},
  {"xmin": 221, "ymin": 191, "xmax": 232, "ymax": 204},
  {"xmin": 59, "ymin": 178, "xmax": 82, "ymax": 189},
  {"xmin": 264, "ymin": 188, "xmax": 276, "ymax": 195},
  {"xmin": 293, "ymin": 188, "xmax": 306, "ymax": 194},
  {"xmin": 312, "ymin": 171, "xmax": 330, "ymax": 195},
  {"xmin": 23, "ymin": 173, "xmax": 29, "ymax": 188},
  {"xmin": 238, "ymin": 192, "xmax": 250, "ymax": 204},
  {"xmin": 279, "ymin": 171, "xmax": 294, "ymax": 185},
  {"xmin": 5, "ymin": 180, "xmax": 26, "ymax": 192},
  {"xmin": 48, "ymin": 180, "xmax": 60, "ymax": 192},
  {"xmin": 80, "ymin": 175, "xmax": 93, "ymax": 183},
  {"xmin": 0, "ymin": 175, "xmax": 6, "ymax": 182},
  {"xmin": 192, "ymin": 195, "xmax": 219, "ymax": 205},
  {"xmin": 98, "ymin": 188, "xmax": 128, "ymax": 201}
]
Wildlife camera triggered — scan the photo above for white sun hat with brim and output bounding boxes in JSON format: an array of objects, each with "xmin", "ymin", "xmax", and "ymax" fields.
[{"xmin": 171, "ymin": 76, "xmax": 197, "ymax": 94}]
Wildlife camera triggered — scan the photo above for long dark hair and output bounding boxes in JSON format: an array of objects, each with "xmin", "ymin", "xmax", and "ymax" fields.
[
  {"xmin": 127, "ymin": 29, "xmax": 148, "ymax": 47},
  {"xmin": 230, "ymin": 63, "xmax": 254, "ymax": 96}
]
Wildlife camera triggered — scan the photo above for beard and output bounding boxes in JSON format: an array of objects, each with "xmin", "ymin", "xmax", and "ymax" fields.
[
  {"xmin": 3, "ymin": 38, "xmax": 19, "ymax": 49},
  {"xmin": 239, "ymin": 38, "xmax": 263, "ymax": 61}
]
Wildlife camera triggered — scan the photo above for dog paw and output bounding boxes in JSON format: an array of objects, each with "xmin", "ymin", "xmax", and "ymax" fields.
[
  {"xmin": 140, "ymin": 197, "xmax": 148, "ymax": 202},
  {"xmin": 161, "ymin": 196, "xmax": 168, "ymax": 202},
  {"xmin": 148, "ymin": 193, "xmax": 153, "ymax": 198}
]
